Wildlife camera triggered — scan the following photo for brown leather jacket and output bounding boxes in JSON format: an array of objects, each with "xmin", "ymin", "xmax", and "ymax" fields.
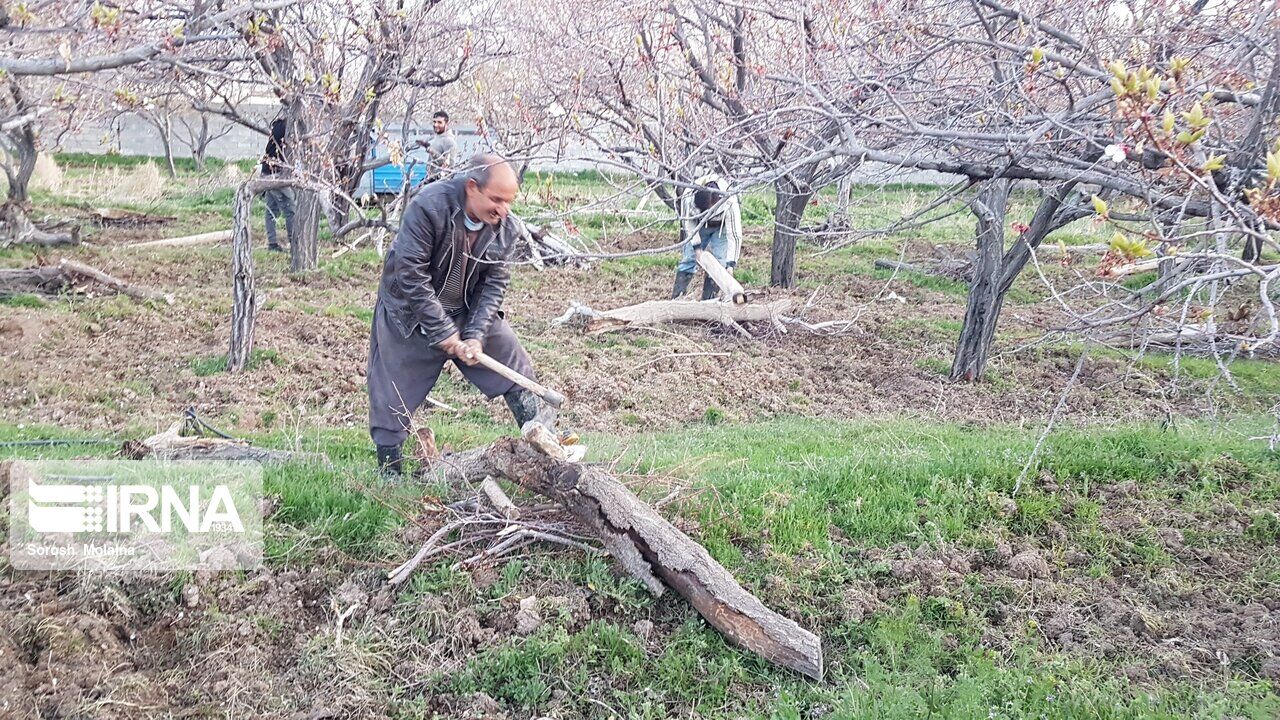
[{"xmin": 376, "ymin": 177, "xmax": 517, "ymax": 345}]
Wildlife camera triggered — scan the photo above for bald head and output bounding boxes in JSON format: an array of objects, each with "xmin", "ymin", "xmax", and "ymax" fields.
[{"xmin": 463, "ymin": 153, "xmax": 518, "ymax": 226}]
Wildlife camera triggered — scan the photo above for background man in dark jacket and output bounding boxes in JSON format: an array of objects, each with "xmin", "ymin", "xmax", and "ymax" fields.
[
  {"xmin": 261, "ymin": 116, "xmax": 296, "ymax": 252},
  {"xmin": 367, "ymin": 154, "xmax": 550, "ymax": 476}
]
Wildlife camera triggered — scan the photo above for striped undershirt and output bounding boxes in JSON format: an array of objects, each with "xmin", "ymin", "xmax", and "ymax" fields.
[{"xmin": 438, "ymin": 225, "xmax": 478, "ymax": 315}]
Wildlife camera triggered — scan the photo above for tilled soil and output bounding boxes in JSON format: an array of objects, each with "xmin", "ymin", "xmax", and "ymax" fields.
[{"xmin": 0, "ymin": 228, "xmax": 1251, "ymax": 439}]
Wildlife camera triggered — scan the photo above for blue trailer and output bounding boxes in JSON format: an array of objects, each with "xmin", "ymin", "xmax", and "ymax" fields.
[
  {"xmin": 355, "ymin": 126, "xmax": 482, "ymax": 198},
  {"xmin": 356, "ymin": 139, "xmax": 431, "ymax": 198}
]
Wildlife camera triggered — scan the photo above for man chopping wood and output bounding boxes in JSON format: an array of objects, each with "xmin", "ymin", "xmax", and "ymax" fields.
[
  {"xmin": 367, "ymin": 153, "xmax": 556, "ymax": 477},
  {"xmin": 671, "ymin": 174, "xmax": 744, "ymax": 300}
]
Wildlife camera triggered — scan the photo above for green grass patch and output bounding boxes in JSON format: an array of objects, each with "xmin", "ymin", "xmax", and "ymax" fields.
[
  {"xmin": 594, "ymin": 417, "xmax": 1280, "ymax": 562},
  {"xmin": 601, "ymin": 254, "xmax": 675, "ymax": 277},
  {"xmin": 0, "ymin": 293, "xmax": 47, "ymax": 308},
  {"xmin": 189, "ymin": 349, "xmax": 281, "ymax": 376}
]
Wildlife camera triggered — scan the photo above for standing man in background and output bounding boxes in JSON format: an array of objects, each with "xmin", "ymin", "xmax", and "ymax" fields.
[
  {"xmin": 418, "ymin": 110, "xmax": 458, "ymax": 183},
  {"xmin": 672, "ymin": 174, "xmax": 745, "ymax": 300},
  {"xmin": 260, "ymin": 115, "xmax": 296, "ymax": 253}
]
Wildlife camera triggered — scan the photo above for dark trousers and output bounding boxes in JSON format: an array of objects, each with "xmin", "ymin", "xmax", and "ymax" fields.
[
  {"xmin": 263, "ymin": 187, "xmax": 296, "ymax": 248},
  {"xmin": 367, "ymin": 301, "xmax": 535, "ymax": 446}
]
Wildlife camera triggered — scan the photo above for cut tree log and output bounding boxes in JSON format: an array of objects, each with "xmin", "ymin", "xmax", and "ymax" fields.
[
  {"xmin": 553, "ymin": 299, "xmax": 792, "ymax": 337},
  {"xmin": 91, "ymin": 207, "xmax": 176, "ymax": 226},
  {"xmin": 433, "ymin": 425, "xmax": 824, "ymax": 680},
  {"xmin": 121, "ymin": 418, "xmax": 312, "ymax": 463},
  {"xmin": 0, "ymin": 265, "xmax": 66, "ymax": 297},
  {"xmin": 58, "ymin": 259, "xmax": 174, "ymax": 303},
  {"xmin": 1101, "ymin": 258, "xmax": 1164, "ymax": 278},
  {"xmin": 480, "ymin": 476, "xmax": 520, "ymax": 520},
  {"xmin": 511, "ymin": 216, "xmax": 587, "ymax": 267},
  {"xmin": 695, "ymin": 250, "xmax": 747, "ymax": 304},
  {"xmin": 125, "ymin": 229, "xmax": 233, "ymax": 249},
  {"xmin": 0, "ymin": 259, "xmax": 173, "ymax": 303},
  {"xmin": 1033, "ymin": 242, "xmax": 1109, "ymax": 255}
]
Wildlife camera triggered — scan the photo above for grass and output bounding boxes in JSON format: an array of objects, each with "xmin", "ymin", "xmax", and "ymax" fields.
[
  {"xmin": 4, "ymin": 165, "xmax": 1278, "ymax": 718},
  {"xmin": 0, "ymin": 293, "xmax": 47, "ymax": 308},
  {"xmin": 53, "ymin": 151, "xmax": 255, "ymax": 175},
  {"xmin": 2, "ymin": 415, "xmax": 1277, "ymax": 717},
  {"xmin": 189, "ymin": 348, "xmax": 281, "ymax": 376},
  {"xmin": 1085, "ymin": 345, "xmax": 1280, "ymax": 398}
]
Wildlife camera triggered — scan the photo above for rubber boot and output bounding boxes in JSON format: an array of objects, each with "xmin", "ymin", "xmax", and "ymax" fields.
[
  {"xmin": 700, "ymin": 274, "xmax": 719, "ymax": 300},
  {"xmin": 376, "ymin": 444, "xmax": 404, "ymax": 478},
  {"xmin": 504, "ymin": 388, "xmax": 571, "ymax": 441},
  {"xmin": 671, "ymin": 270, "xmax": 695, "ymax": 299},
  {"xmin": 701, "ymin": 261, "xmax": 737, "ymax": 300},
  {"xmin": 504, "ymin": 389, "xmax": 545, "ymax": 429}
]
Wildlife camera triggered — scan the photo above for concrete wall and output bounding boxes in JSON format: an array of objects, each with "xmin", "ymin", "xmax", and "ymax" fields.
[{"xmin": 53, "ymin": 109, "xmax": 956, "ymax": 184}]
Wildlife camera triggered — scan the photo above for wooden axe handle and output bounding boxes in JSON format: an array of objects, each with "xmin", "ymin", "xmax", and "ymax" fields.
[{"xmin": 473, "ymin": 351, "xmax": 565, "ymax": 408}]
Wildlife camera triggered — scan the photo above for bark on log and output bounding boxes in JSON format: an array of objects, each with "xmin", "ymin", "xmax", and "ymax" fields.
[
  {"xmin": 874, "ymin": 258, "xmax": 934, "ymax": 274},
  {"xmin": 91, "ymin": 207, "xmax": 175, "ymax": 226},
  {"xmin": 0, "ymin": 200, "xmax": 78, "ymax": 247},
  {"xmin": 512, "ymin": 216, "xmax": 587, "ymax": 266},
  {"xmin": 875, "ymin": 257, "xmax": 973, "ymax": 281},
  {"xmin": 1033, "ymin": 242, "xmax": 1109, "ymax": 255},
  {"xmin": 58, "ymin": 259, "xmax": 174, "ymax": 303},
  {"xmin": 695, "ymin": 250, "xmax": 747, "ymax": 304},
  {"xmin": 435, "ymin": 428, "xmax": 825, "ymax": 680},
  {"xmin": 121, "ymin": 419, "xmax": 310, "ymax": 463},
  {"xmin": 0, "ymin": 261, "xmax": 172, "ymax": 303},
  {"xmin": 0, "ymin": 266, "xmax": 65, "ymax": 297},
  {"xmin": 554, "ymin": 299, "xmax": 792, "ymax": 336},
  {"xmin": 126, "ymin": 229, "xmax": 233, "ymax": 249},
  {"xmin": 1102, "ymin": 258, "xmax": 1165, "ymax": 278}
]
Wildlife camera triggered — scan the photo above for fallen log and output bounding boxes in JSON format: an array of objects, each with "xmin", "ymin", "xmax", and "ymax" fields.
[
  {"xmin": 1034, "ymin": 242, "xmax": 1109, "ymax": 255},
  {"xmin": 0, "ymin": 265, "xmax": 64, "ymax": 297},
  {"xmin": 0, "ymin": 259, "xmax": 173, "ymax": 304},
  {"xmin": 511, "ymin": 216, "xmax": 588, "ymax": 267},
  {"xmin": 125, "ymin": 229, "xmax": 233, "ymax": 249},
  {"xmin": 695, "ymin": 250, "xmax": 746, "ymax": 304},
  {"xmin": 91, "ymin": 207, "xmax": 175, "ymax": 226},
  {"xmin": 438, "ymin": 425, "xmax": 824, "ymax": 680},
  {"xmin": 874, "ymin": 258, "xmax": 936, "ymax": 275},
  {"xmin": 121, "ymin": 419, "xmax": 312, "ymax": 463},
  {"xmin": 58, "ymin": 259, "xmax": 174, "ymax": 304},
  {"xmin": 1101, "ymin": 257, "xmax": 1164, "ymax": 278},
  {"xmin": 553, "ymin": 299, "xmax": 792, "ymax": 337}
]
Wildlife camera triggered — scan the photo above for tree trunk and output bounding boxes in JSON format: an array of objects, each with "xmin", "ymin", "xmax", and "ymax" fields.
[
  {"xmin": 289, "ymin": 188, "xmax": 322, "ymax": 273},
  {"xmin": 154, "ymin": 115, "xmax": 177, "ymax": 178},
  {"xmin": 192, "ymin": 115, "xmax": 211, "ymax": 172},
  {"xmin": 951, "ymin": 181, "xmax": 1012, "ymax": 382},
  {"xmin": 2, "ymin": 101, "xmax": 38, "ymax": 206},
  {"xmin": 228, "ymin": 184, "xmax": 258, "ymax": 373},
  {"xmin": 0, "ymin": 113, "xmax": 76, "ymax": 247},
  {"xmin": 770, "ymin": 181, "xmax": 812, "ymax": 288},
  {"xmin": 950, "ymin": 181, "xmax": 1087, "ymax": 381}
]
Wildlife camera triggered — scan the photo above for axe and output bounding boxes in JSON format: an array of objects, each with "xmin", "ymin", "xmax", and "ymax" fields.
[{"xmin": 472, "ymin": 351, "xmax": 566, "ymax": 408}]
